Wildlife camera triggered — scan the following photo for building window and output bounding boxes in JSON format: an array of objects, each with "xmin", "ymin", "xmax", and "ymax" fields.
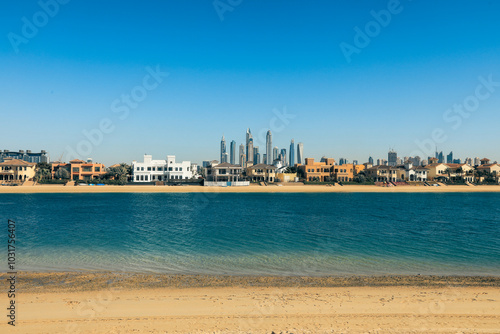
[
  {"xmin": 137, "ymin": 167, "xmax": 140, "ymax": 171},
  {"xmin": 95, "ymin": 167, "xmax": 100, "ymax": 172},
  {"xmin": 73, "ymin": 167, "xmax": 79, "ymax": 172},
  {"xmin": 145, "ymin": 175, "xmax": 148, "ymax": 181},
  {"xmin": 141, "ymin": 175, "xmax": 144, "ymax": 181},
  {"xmin": 141, "ymin": 167, "xmax": 144, "ymax": 171},
  {"xmin": 158, "ymin": 167, "xmax": 162, "ymax": 171},
  {"xmin": 136, "ymin": 175, "xmax": 139, "ymax": 181},
  {"xmin": 147, "ymin": 167, "xmax": 151, "ymax": 171},
  {"xmin": 169, "ymin": 167, "xmax": 172, "ymax": 171},
  {"xmin": 179, "ymin": 167, "xmax": 182, "ymax": 171},
  {"xmin": 175, "ymin": 167, "xmax": 178, "ymax": 171}
]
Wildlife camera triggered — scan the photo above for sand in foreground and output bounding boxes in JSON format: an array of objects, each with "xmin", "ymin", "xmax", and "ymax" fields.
[
  {"xmin": 1, "ymin": 183, "xmax": 500, "ymax": 193},
  {"xmin": 1, "ymin": 273, "xmax": 499, "ymax": 333}
]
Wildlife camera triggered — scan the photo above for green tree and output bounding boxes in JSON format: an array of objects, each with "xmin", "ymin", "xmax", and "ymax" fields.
[
  {"xmin": 35, "ymin": 167, "xmax": 51, "ymax": 181},
  {"xmin": 54, "ymin": 168, "xmax": 70, "ymax": 180},
  {"xmin": 104, "ymin": 163, "xmax": 131, "ymax": 184}
]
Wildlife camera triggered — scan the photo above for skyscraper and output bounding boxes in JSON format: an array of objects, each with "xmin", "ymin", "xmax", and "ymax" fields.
[
  {"xmin": 220, "ymin": 135, "xmax": 226, "ymax": 163},
  {"xmin": 297, "ymin": 142, "xmax": 304, "ymax": 164},
  {"xmin": 289, "ymin": 139, "xmax": 295, "ymax": 166},
  {"xmin": 246, "ymin": 128, "xmax": 253, "ymax": 164},
  {"xmin": 280, "ymin": 148, "xmax": 287, "ymax": 166},
  {"xmin": 388, "ymin": 150, "xmax": 397, "ymax": 166},
  {"xmin": 447, "ymin": 151, "xmax": 453, "ymax": 164},
  {"xmin": 239, "ymin": 144, "xmax": 245, "ymax": 166},
  {"xmin": 368, "ymin": 156, "xmax": 374, "ymax": 165},
  {"xmin": 266, "ymin": 130, "xmax": 272, "ymax": 165},
  {"xmin": 273, "ymin": 146, "xmax": 279, "ymax": 162},
  {"xmin": 253, "ymin": 147, "xmax": 260, "ymax": 164},
  {"xmin": 230, "ymin": 140, "xmax": 236, "ymax": 165}
]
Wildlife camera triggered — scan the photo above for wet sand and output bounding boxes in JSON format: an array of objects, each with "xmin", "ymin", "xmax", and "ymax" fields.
[{"xmin": 1, "ymin": 272, "xmax": 499, "ymax": 333}]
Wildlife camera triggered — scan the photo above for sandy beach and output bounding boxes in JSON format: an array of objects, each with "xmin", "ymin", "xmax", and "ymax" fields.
[
  {"xmin": 1, "ymin": 183, "xmax": 500, "ymax": 193},
  {"xmin": 1, "ymin": 273, "xmax": 499, "ymax": 333}
]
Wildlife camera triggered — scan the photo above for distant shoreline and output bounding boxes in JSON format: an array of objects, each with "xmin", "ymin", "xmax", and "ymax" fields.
[{"xmin": 1, "ymin": 184, "xmax": 500, "ymax": 193}]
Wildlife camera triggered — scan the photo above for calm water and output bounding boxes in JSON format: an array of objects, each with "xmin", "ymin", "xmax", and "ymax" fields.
[{"xmin": 0, "ymin": 193, "xmax": 499, "ymax": 276}]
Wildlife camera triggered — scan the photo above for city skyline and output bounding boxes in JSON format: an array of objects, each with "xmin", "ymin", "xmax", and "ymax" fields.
[{"xmin": 2, "ymin": 2, "xmax": 500, "ymax": 165}]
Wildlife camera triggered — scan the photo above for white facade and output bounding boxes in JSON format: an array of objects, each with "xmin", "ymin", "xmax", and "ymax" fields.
[{"xmin": 132, "ymin": 154, "xmax": 194, "ymax": 182}]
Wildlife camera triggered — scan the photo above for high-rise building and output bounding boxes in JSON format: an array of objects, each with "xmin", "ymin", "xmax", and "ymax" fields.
[
  {"xmin": 446, "ymin": 151, "xmax": 453, "ymax": 164},
  {"xmin": 280, "ymin": 149, "xmax": 287, "ymax": 166},
  {"xmin": 339, "ymin": 158, "xmax": 347, "ymax": 165},
  {"xmin": 273, "ymin": 146, "xmax": 279, "ymax": 162},
  {"xmin": 411, "ymin": 156, "xmax": 422, "ymax": 166},
  {"xmin": 388, "ymin": 150, "xmax": 397, "ymax": 166},
  {"xmin": 474, "ymin": 157, "xmax": 480, "ymax": 166},
  {"xmin": 230, "ymin": 140, "xmax": 236, "ymax": 165},
  {"xmin": 246, "ymin": 128, "xmax": 253, "ymax": 163},
  {"xmin": 253, "ymin": 147, "xmax": 260, "ymax": 164},
  {"xmin": 220, "ymin": 135, "xmax": 226, "ymax": 163},
  {"xmin": 435, "ymin": 150, "xmax": 444, "ymax": 163},
  {"xmin": 266, "ymin": 130, "xmax": 272, "ymax": 165},
  {"xmin": 222, "ymin": 152, "xmax": 229, "ymax": 163},
  {"xmin": 368, "ymin": 156, "xmax": 374, "ymax": 165},
  {"xmin": 289, "ymin": 139, "xmax": 295, "ymax": 166},
  {"xmin": 239, "ymin": 144, "xmax": 245, "ymax": 166},
  {"xmin": 297, "ymin": 143, "xmax": 304, "ymax": 164}
]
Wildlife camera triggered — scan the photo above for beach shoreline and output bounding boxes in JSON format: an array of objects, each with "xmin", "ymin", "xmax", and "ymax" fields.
[
  {"xmin": 1, "ymin": 183, "xmax": 500, "ymax": 193},
  {"xmin": 1, "ymin": 272, "xmax": 499, "ymax": 333}
]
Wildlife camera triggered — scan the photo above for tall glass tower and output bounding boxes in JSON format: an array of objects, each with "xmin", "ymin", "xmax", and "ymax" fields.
[
  {"xmin": 266, "ymin": 130, "xmax": 272, "ymax": 165},
  {"xmin": 297, "ymin": 142, "xmax": 304, "ymax": 164},
  {"xmin": 220, "ymin": 135, "xmax": 227, "ymax": 163},
  {"xmin": 230, "ymin": 140, "xmax": 236, "ymax": 165},
  {"xmin": 289, "ymin": 139, "xmax": 295, "ymax": 166}
]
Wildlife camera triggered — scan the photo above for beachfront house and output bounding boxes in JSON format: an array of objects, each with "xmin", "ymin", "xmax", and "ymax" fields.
[
  {"xmin": 204, "ymin": 161, "xmax": 248, "ymax": 186},
  {"xmin": 297, "ymin": 157, "xmax": 335, "ymax": 182},
  {"xmin": 132, "ymin": 154, "xmax": 195, "ymax": 182},
  {"xmin": 0, "ymin": 158, "xmax": 36, "ymax": 183},
  {"xmin": 426, "ymin": 163, "xmax": 474, "ymax": 182},
  {"xmin": 246, "ymin": 163, "xmax": 277, "ymax": 183},
  {"xmin": 66, "ymin": 159, "xmax": 106, "ymax": 181}
]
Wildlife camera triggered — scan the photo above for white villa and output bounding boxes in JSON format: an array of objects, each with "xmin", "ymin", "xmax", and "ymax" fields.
[{"xmin": 132, "ymin": 154, "xmax": 195, "ymax": 182}]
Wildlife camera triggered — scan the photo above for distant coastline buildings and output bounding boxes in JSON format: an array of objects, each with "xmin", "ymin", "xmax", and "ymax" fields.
[{"xmin": 0, "ymin": 149, "xmax": 49, "ymax": 163}]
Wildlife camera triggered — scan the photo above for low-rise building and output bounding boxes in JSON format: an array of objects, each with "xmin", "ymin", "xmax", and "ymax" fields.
[
  {"xmin": 333, "ymin": 164, "xmax": 365, "ymax": 182},
  {"xmin": 427, "ymin": 163, "xmax": 474, "ymax": 182},
  {"xmin": 275, "ymin": 172, "xmax": 297, "ymax": 183},
  {"xmin": 0, "ymin": 158, "xmax": 36, "ymax": 182},
  {"xmin": 205, "ymin": 162, "xmax": 246, "ymax": 185},
  {"xmin": 68, "ymin": 159, "xmax": 106, "ymax": 181},
  {"xmin": 246, "ymin": 164, "xmax": 277, "ymax": 182},
  {"xmin": 132, "ymin": 154, "xmax": 195, "ymax": 182},
  {"xmin": 298, "ymin": 157, "xmax": 335, "ymax": 182}
]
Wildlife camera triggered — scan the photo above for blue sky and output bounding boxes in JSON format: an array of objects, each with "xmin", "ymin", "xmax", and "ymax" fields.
[{"xmin": 1, "ymin": 0, "xmax": 499, "ymax": 165}]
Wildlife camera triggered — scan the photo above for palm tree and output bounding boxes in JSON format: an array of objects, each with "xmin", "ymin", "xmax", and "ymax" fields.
[{"xmin": 35, "ymin": 168, "xmax": 51, "ymax": 182}]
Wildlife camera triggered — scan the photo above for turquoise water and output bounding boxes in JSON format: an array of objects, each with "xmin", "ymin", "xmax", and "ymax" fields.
[{"xmin": 1, "ymin": 193, "xmax": 499, "ymax": 276}]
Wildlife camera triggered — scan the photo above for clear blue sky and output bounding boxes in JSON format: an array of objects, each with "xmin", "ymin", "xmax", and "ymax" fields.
[{"xmin": 1, "ymin": 0, "xmax": 499, "ymax": 165}]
